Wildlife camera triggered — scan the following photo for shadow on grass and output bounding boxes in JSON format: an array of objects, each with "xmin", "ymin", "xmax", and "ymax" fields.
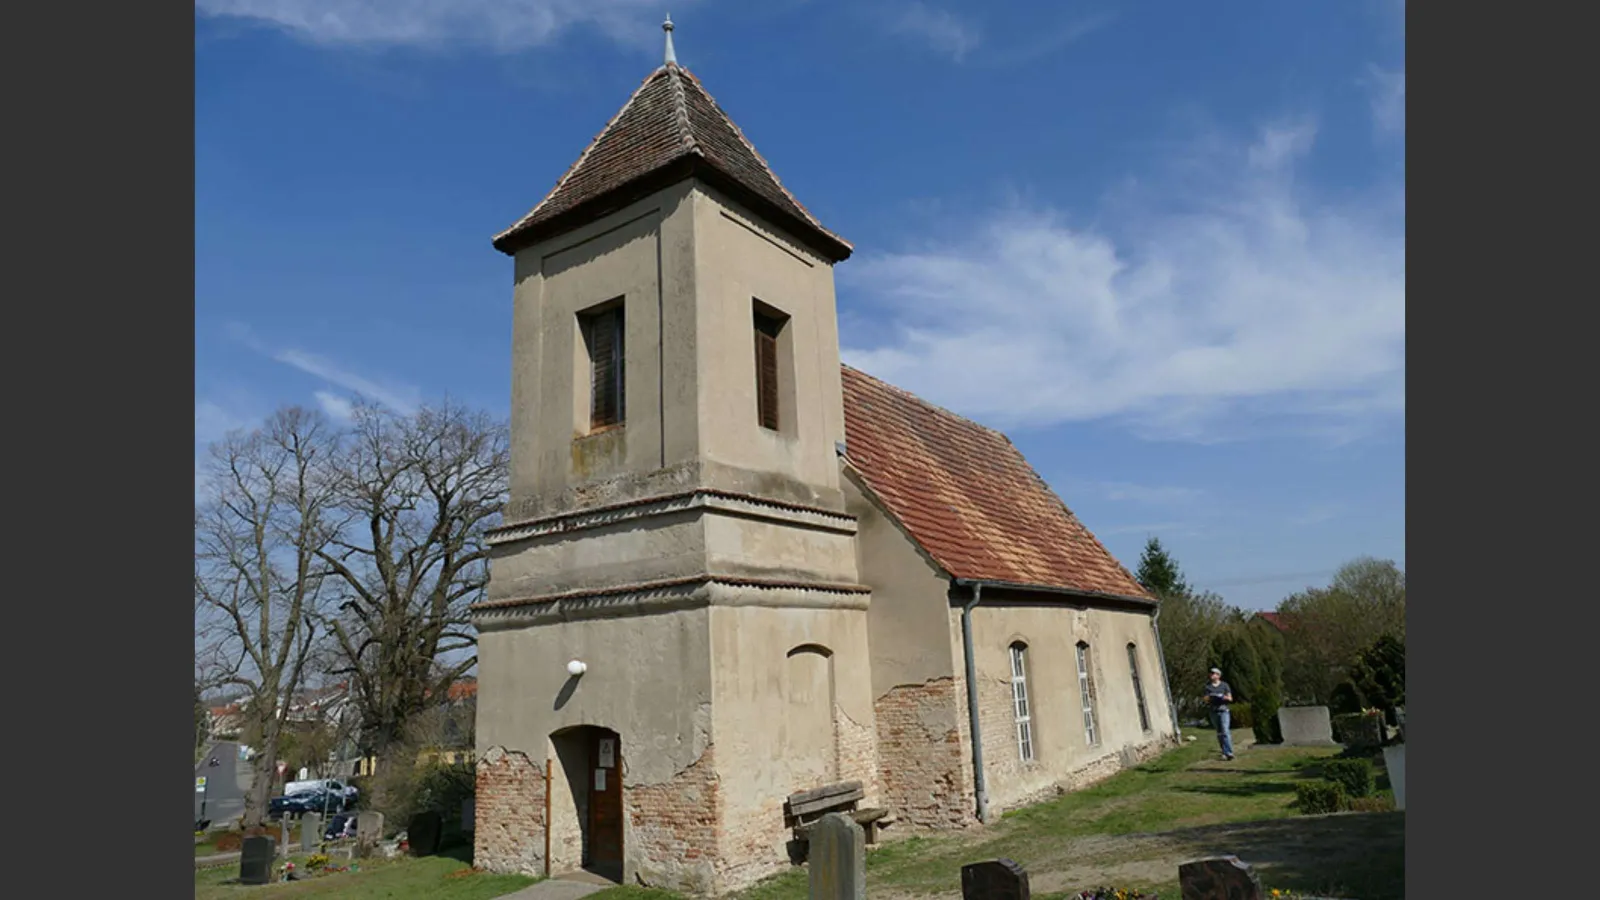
[
  {"xmin": 1175, "ymin": 782, "xmax": 1298, "ymax": 797},
  {"xmin": 1155, "ymin": 812, "xmax": 1404, "ymax": 899},
  {"xmin": 439, "ymin": 841, "xmax": 474, "ymax": 865}
]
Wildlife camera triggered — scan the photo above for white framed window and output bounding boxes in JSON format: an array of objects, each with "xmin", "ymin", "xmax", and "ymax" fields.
[
  {"xmin": 1076, "ymin": 641, "xmax": 1099, "ymax": 746},
  {"xmin": 1009, "ymin": 642, "xmax": 1034, "ymax": 762},
  {"xmin": 1128, "ymin": 642, "xmax": 1151, "ymax": 732}
]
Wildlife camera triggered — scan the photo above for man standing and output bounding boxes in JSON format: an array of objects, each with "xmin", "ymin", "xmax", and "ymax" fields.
[{"xmin": 1205, "ymin": 667, "xmax": 1235, "ymax": 760}]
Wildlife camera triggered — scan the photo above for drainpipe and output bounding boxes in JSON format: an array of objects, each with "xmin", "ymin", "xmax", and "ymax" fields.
[
  {"xmin": 1150, "ymin": 605, "xmax": 1183, "ymax": 742},
  {"xmin": 957, "ymin": 581, "xmax": 990, "ymax": 823}
]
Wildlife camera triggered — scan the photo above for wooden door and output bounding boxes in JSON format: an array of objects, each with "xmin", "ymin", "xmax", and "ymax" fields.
[{"xmin": 587, "ymin": 730, "xmax": 623, "ymax": 879}]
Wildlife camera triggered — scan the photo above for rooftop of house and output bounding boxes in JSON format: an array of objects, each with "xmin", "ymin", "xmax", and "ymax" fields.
[
  {"xmin": 1255, "ymin": 611, "xmax": 1291, "ymax": 632},
  {"xmin": 840, "ymin": 365, "xmax": 1152, "ymax": 603}
]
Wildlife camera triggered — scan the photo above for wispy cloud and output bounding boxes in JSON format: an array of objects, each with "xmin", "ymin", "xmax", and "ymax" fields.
[
  {"xmin": 1364, "ymin": 65, "xmax": 1405, "ymax": 138},
  {"xmin": 195, "ymin": 395, "xmax": 267, "ymax": 502},
  {"xmin": 983, "ymin": 12, "xmax": 1115, "ymax": 67},
  {"xmin": 314, "ymin": 390, "xmax": 357, "ymax": 423},
  {"xmin": 194, "ymin": 0, "xmax": 687, "ymax": 52},
  {"xmin": 884, "ymin": 1, "xmax": 982, "ymax": 62},
  {"xmin": 226, "ymin": 322, "xmax": 422, "ymax": 414},
  {"xmin": 196, "ymin": 400, "xmax": 256, "ymax": 445},
  {"xmin": 276, "ymin": 349, "xmax": 421, "ymax": 413},
  {"xmin": 839, "ymin": 116, "xmax": 1406, "ymax": 444}
]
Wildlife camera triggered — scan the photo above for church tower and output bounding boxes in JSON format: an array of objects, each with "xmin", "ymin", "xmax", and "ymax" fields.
[{"xmin": 473, "ymin": 19, "xmax": 880, "ymax": 894}]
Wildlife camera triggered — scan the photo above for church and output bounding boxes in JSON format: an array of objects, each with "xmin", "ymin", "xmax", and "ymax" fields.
[{"xmin": 472, "ymin": 20, "xmax": 1179, "ymax": 895}]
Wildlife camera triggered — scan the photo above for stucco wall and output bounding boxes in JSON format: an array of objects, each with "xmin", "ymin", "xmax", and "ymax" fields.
[
  {"xmin": 704, "ymin": 595, "xmax": 876, "ymax": 883},
  {"xmin": 959, "ymin": 603, "xmax": 1176, "ymax": 813},
  {"xmin": 706, "ymin": 597, "xmax": 880, "ymax": 890},
  {"xmin": 486, "ymin": 510, "xmax": 707, "ymax": 601},
  {"xmin": 841, "ymin": 472, "xmax": 974, "ymax": 827},
  {"xmin": 476, "ymin": 606, "xmax": 714, "ymax": 784},
  {"xmin": 691, "ymin": 187, "xmax": 846, "ymax": 498},
  {"xmin": 509, "ymin": 184, "xmax": 696, "ymax": 512}
]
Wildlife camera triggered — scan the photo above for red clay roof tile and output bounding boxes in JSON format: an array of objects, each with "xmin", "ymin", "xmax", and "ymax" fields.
[
  {"xmin": 841, "ymin": 365, "xmax": 1152, "ymax": 602},
  {"xmin": 494, "ymin": 64, "xmax": 850, "ymax": 261}
]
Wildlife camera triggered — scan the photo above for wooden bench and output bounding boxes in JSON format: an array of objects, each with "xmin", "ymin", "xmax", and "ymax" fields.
[{"xmin": 785, "ymin": 780, "xmax": 893, "ymax": 849}]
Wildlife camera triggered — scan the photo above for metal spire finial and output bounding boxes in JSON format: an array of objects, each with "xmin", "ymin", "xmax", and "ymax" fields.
[{"xmin": 663, "ymin": 14, "xmax": 677, "ymax": 65}]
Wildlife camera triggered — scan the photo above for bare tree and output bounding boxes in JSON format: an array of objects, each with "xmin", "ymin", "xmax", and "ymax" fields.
[
  {"xmin": 317, "ymin": 401, "xmax": 507, "ymax": 785},
  {"xmin": 194, "ymin": 407, "xmax": 338, "ymax": 827}
]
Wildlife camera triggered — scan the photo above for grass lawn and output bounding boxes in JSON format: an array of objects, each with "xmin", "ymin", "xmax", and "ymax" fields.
[
  {"xmin": 193, "ymin": 733, "xmax": 1401, "ymax": 900},
  {"xmin": 600, "ymin": 731, "xmax": 1402, "ymax": 900},
  {"xmin": 194, "ymin": 846, "xmax": 538, "ymax": 900}
]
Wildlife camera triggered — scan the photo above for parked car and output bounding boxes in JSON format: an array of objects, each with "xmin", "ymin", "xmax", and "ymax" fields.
[
  {"xmin": 285, "ymin": 778, "xmax": 359, "ymax": 804},
  {"xmin": 268, "ymin": 788, "xmax": 346, "ymax": 819}
]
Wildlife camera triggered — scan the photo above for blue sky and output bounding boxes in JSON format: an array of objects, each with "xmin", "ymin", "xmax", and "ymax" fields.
[{"xmin": 195, "ymin": 0, "xmax": 1405, "ymax": 611}]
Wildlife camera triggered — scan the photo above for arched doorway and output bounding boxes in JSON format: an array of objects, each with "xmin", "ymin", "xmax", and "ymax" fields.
[{"xmin": 549, "ymin": 725, "xmax": 624, "ymax": 882}]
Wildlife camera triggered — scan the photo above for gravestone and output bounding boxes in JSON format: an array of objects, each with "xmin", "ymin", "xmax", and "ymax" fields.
[
  {"xmin": 355, "ymin": 810, "xmax": 385, "ymax": 856},
  {"xmin": 808, "ymin": 812, "xmax": 865, "ymax": 900},
  {"xmin": 1276, "ymin": 706, "xmax": 1337, "ymax": 746},
  {"xmin": 408, "ymin": 810, "xmax": 443, "ymax": 857},
  {"xmin": 301, "ymin": 813, "xmax": 321, "ymax": 852},
  {"xmin": 961, "ymin": 858, "xmax": 1030, "ymax": 900},
  {"xmin": 1383, "ymin": 743, "xmax": 1406, "ymax": 810},
  {"xmin": 1179, "ymin": 855, "xmax": 1262, "ymax": 900},
  {"xmin": 239, "ymin": 836, "xmax": 276, "ymax": 885}
]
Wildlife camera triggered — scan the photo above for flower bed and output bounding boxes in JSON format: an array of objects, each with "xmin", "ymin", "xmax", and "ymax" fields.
[{"xmin": 1071, "ymin": 889, "xmax": 1156, "ymax": 899}]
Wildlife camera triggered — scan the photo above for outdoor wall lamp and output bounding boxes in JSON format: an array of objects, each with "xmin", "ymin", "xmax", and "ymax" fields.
[{"xmin": 567, "ymin": 659, "xmax": 588, "ymax": 677}]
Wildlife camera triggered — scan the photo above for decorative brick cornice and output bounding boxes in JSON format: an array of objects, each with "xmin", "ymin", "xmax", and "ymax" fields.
[
  {"xmin": 471, "ymin": 574, "xmax": 871, "ymax": 628},
  {"xmin": 486, "ymin": 488, "xmax": 857, "ymax": 546}
]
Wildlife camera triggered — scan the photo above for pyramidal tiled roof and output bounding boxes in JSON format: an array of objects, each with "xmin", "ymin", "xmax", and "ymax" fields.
[
  {"xmin": 493, "ymin": 63, "xmax": 852, "ymax": 261},
  {"xmin": 840, "ymin": 365, "xmax": 1154, "ymax": 603}
]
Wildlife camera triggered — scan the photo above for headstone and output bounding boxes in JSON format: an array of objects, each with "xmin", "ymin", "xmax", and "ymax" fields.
[
  {"xmin": 461, "ymin": 797, "xmax": 475, "ymax": 831},
  {"xmin": 408, "ymin": 811, "xmax": 443, "ymax": 856},
  {"xmin": 961, "ymin": 858, "xmax": 1030, "ymax": 900},
  {"xmin": 1276, "ymin": 706, "xmax": 1337, "ymax": 746},
  {"xmin": 808, "ymin": 812, "xmax": 865, "ymax": 900},
  {"xmin": 1179, "ymin": 855, "xmax": 1262, "ymax": 900},
  {"xmin": 1383, "ymin": 743, "xmax": 1406, "ymax": 810},
  {"xmin": 356, "ymin": 810, "xmax": 385, "ymax": 855},
  {"xmin": 239, "ymin": 836, "xmax": 276, "ymax": 885},
  {"xmin": 280, "ymin": 816, "xmax": 291, "ymax": 858},
  {"xmin": 301, "ymin": 813, "xmax": 322, "ymax": 852}
]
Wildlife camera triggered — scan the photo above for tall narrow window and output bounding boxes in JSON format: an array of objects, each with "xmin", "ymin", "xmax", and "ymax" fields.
[
  {"xmin": 1076, "ymin": 641, "xmax": 1099, "ymax": 746},
  {"xmin": 753, "ymin": 302, "xmax": 787, "ymax": 431},
  {"xmin": 1128, "ymin": 643, "xmax": 1151, "ymax": 732},
  {"xmin": 1010, "ymin": 642, "xmax": 1034, "ymax": 762},
  {"xmin": 582, "ymin": 303, "xmax": 625, "ymax": 430}
]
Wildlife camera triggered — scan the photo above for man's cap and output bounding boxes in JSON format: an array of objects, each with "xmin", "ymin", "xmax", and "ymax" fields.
[{"xmin": 1210, "ymin": 667, "xmax": 1221, "ymax": 674}]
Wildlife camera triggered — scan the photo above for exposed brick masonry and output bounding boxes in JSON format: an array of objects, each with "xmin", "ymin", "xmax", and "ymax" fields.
[
  {"xmin": 873, "ymin": 678, "xmax": 976, "ymax": 829},
  {"xmin": 627, "ymin": 744, "xmax": 722, "ymax": 894},
  {"xmin": 475, "ymin": 747, "xmax": 546, "ymax": 876},
  {"xmin": 834, "ymin": 702, "xmax": 883, "ymax": 808}
]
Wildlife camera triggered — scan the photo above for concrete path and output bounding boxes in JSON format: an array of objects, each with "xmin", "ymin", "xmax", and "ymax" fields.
[{"xmin": 497, "ymin": 876, "xmax": 611, "ymax": 900}]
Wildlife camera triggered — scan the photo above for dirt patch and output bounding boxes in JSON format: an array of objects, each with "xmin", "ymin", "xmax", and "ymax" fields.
[
  {"xmin": 865, "ymin": 812, "xmax": 1402, "ymax": 899},
  {"xmin": 1028, "ymin": 813, "xmax": 1401, "ymax": 898}
]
